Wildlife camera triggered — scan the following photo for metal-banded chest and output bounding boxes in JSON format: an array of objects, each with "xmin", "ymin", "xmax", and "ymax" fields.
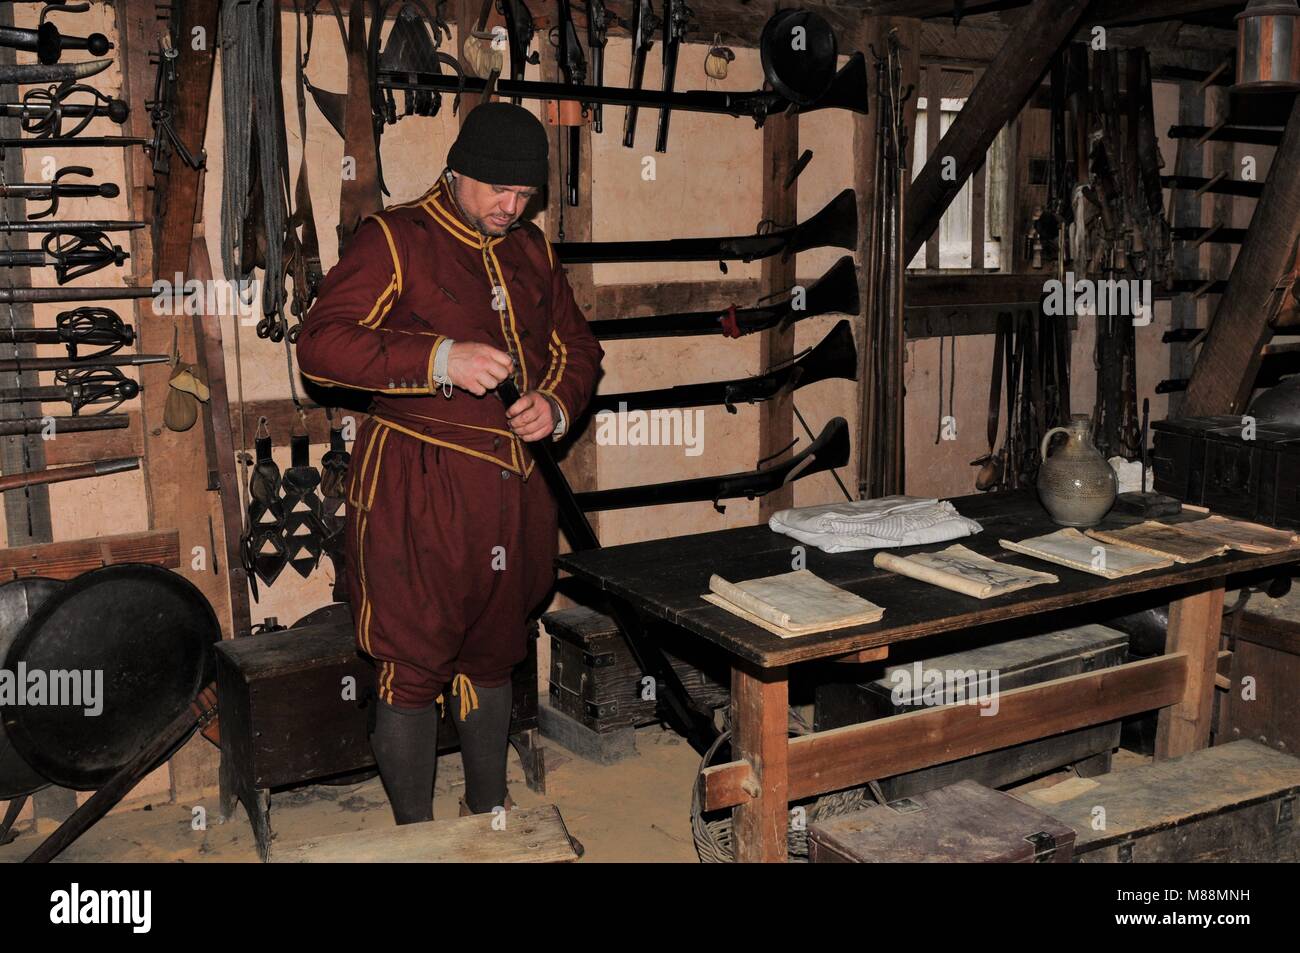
[{"xmin": 1152, "ymin": 414, "xmax": 1300, "ymax": 529}]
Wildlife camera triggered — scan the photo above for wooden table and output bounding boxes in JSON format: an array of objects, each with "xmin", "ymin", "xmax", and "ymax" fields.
[{"xmin": 556, "ymin": 490, "xmax": 1300, "ymax": 863}]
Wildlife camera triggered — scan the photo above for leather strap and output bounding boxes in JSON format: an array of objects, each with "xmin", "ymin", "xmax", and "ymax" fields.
[{"xmin": 337, "ymin": 0, "xmax": 383, "ymax": 255}]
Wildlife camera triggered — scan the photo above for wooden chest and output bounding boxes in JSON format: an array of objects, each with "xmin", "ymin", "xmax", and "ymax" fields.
[
  {"xmin": 215, "ymin": 616, "xmax": 541, "ymax": 860},
  {"xmin": 1220, "ymin": 589, "xmax": 1300, "ymax": 755},
  {"xmin": 1019, "ymin": 740, "xmax": 1300, "ymax": 862},
  {"xmin": 544, "ymin": 606, "xmax": 729, "ymax": 733},
  {"xmin": 1151, "ymin": 415, "xmax": 1300, "ymax": 528},
  {"xmin": 808, "ymin": 780, "xmax": 1076, "ymax": 863},
  {"xmin": 815, "ymin": 624, "xmax": 1127, "ymax": 798}
]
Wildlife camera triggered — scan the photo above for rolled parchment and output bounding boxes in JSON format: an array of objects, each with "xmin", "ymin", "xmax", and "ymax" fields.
[{"xmin": 872, "ymin": 545, "xmax": 1058, "ymax": 599}]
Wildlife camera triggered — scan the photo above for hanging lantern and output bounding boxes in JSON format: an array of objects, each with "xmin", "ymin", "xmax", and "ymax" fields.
[{"xmin": 1235, "ymin": 0, "xmax": 1300, "ymax": 93}]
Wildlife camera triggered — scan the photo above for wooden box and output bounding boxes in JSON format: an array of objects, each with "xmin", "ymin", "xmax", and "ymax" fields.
[
  {"xmin": 807, "ymin": 780, "xmax": 1076, "ymax": 863},
  {"xmin": 1220, "ymin": 589, "xmax": 1300, "ymax": 756},
  {"xmin": 1152, "ymin": 415, "xmax": 1300, "ymax": 528},
  {"xmin": 215, "ymin": 617, "xmax": 541, "ymax": 860},
  {"xmin": 544, "ymin": 606, "xmax": 729, "ymax": 733},
  {"xmin": 1019, "ymin": 740, "xmax": 1300, "ymax": 862},
  {"xmin": 815, "ymin": 624, "xmax": 1127, "ymax": 798}
]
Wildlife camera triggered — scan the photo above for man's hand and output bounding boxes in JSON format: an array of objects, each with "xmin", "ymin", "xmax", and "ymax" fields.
[
  {"xmin": 505, "ymin": 390, "xmax": 556, "ymax": 442},
  {"xmin": 447, "ymin": 341, "xmax": 513, "ymax": 395}
]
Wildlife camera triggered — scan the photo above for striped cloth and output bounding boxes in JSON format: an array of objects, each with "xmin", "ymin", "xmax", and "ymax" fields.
[{"xmin": 768, "ymin": 496, "xmax": 983, "ymax": 553}]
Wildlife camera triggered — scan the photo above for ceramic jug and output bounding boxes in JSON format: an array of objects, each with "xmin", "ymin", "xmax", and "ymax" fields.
[{"xmin": 1037, "ymin": 414, "xmax": 1117, "ymax": 527}]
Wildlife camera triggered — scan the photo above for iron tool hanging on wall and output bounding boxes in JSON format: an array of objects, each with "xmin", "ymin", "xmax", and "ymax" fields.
[
  {"xmin": 0, "ymin": 229, "xmax": 128, "ymax": 283},
  {"xmin": 0, "ymin": 55, "xmax": 110, "ymax": 85},
  {"xmin": 654, "ymin": 0, "xmax": 693, "ymax": 152},
  {"xmin": 0, "ymin": 307, "xmax": 134, "ymax": 359},
  {"xmin": 0, "ymin": 367, "xmax": 138, "ymax": 414}
]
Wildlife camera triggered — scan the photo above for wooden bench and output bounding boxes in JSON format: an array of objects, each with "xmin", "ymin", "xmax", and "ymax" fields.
[{"xmin": 271, "ymin": 805, "xmax": 581, "ymax": 863}]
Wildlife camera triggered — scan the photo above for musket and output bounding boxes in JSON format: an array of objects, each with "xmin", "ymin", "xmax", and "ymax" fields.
[
  {"xmin": 655, "ymin": 0, "xmax": 692, "ymax": 153},
  {"xmin": 0, "ymin": 414, "xmax": 127, "ymax": 437},
  {"xmin": 0, "ymin": 220, "xmax": 143, "ymax": 233},
  {"xmin": 0, "ymin": 165, "xmax": 117, "ymax": 219},
  {"xmin": 497, "ymin": 0, "xmax": 538, "ymax": 106},
  {"xmin": 555, "ymin": 188, "xmax": 856, "ymax": 264},
  {"xmin": 0, "ymin": 353, "xmax": 167, "ymax": 373},
  {"xmin": 0, "ymin": 230, "xmax": 128, "ymax": 283},
  {"xmin": 0, "ymin": 306, "xmax": 134, "ymax": 359},
  {"xmin": 0, "ymin": 13, "xmax": 112, "ymax": 64},
  {"xmin": 495, "ymin": 377, "xmax": 721, "ymax": 756},
  {"xmin": 0, "ymin": 367, "xmax": 139, "ymax": 413},
  {"xmin": 0, "ymin": 285, "xmax": 154, "ymax": 304},
  {"xmin": 585, "ymin": 0, "xmax": 610, "ymax": 132},
  {"xmin": 589, "ymin": 318, "xmax": 856, "ymax": 414},
  {"xmin": 622, "ymin": 0, "xmax": 659, "ymax": 147},
  {"xmin": 2, "ymin": 82, "xmax": 129, "ymax": 139},
  {"xmin": 588, "ymin": 255, "xmax": 859, "ymax": 339},
  {"xmin": 0, "ymin": 57, "xmax": 111, "ymax": 85},
  {"xmin": 575, "ymin": 416, "xmax": 850, "ymax": 511},
  {"xmin": 0, "ymin": 457, "xmax": 138, "ymax": 494},
  {"xmin": 380, "ymin": 51, "xmax": 869, "ymax": 126},
  {"xmin": 0, "ymin": 135, "xmax": 148, "ymax": 149},
  {"xmin": 555, "ymin": 0, "xmax": 586, "ymax": 207}
]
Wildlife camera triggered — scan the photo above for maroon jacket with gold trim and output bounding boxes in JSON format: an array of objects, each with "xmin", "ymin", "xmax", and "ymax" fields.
[{"xmin": 295, "ymin": 172, "xmax": 604, "ymax": 477}]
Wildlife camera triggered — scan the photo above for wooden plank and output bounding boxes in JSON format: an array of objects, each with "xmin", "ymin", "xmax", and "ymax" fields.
[
  {"xmin": 925, "ymin": 65, "xmax": 942, "ymax": 271},
  {"xmin": 853, "ymin": 15, "xmax": 883, "ymax": 503},
  {"xmin": 1183, "ymin": 94, "xmax": 1300, "ymax": 415},
  {"xmin": 730, "ymin": 662, "xmax": 789, "ymax": 862},
  {"xmin": 540, "ymin": 21, "xmax": 600, "ymax": 593},
  {"xmin": 40, "ymin": 417, "xmax": 145, "ymax": 466},
  {"xmin": 595, "ymin": 279, "xmax": 763, "ymax": 320},
  {"xmin": 271, "ymin": 804, "xmax": 580, "ymax": 863},
  {"xmin": 906, "ymin": 273, "xmax": 1047, "ymax": 307},
  {"xmin": 702, "ymin": 653, "xmax": 1188, "ymax": 811},
  {"xmin": 758, "ymin": 109, "xmax": 799, "ymax": 519},
  {"xmin": 970, "ymin": 69, "xmax": 987, "ymax": 269},
  {"xmin": 904, "ymin": 0, "xmax": 1092, "ymax": 264},
  {"xmin": 0, "ymin": 1, "xmax": 52, "ymax": 550},
  {"xmin": 0, "ymin": 530, "xmax": 181, "ymax": 580},
  {"xmin": 1169, "ymin": 80, "xmax": 1208, "ymax": 418},
  {"xmin": 1155, "ymin": 579, "xmax": 1226, "ymax": 757}
]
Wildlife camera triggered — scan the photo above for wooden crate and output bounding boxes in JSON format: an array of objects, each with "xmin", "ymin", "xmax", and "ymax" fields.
[
  {"xmin": 1019, "ymin": 740, "xmax": 1300, "ymax": 862},
  {"xmin": 808, "ymin": 780, "xmax": 1075, "ymax": 863},
  {"xmin": 544, "ymin": 606, "xmax": 729, "ymax": 733},
  {"xmin": 815, "ymin": 624, "xmax": 1127, "ymax": 798}
]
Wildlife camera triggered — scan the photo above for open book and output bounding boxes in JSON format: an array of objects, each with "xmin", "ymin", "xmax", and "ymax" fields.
[
  {"xmin": 1000, "ymin": 528, "xmax": 1174, "ymax": 579},
  {"xmin": 702, "ymin": 570, "xmax": 884, "ymax": 638}
]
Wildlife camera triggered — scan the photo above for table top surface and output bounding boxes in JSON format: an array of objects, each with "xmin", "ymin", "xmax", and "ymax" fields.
[{"xmin": 555, "ymin": 491, "xmax": 1300, "ymax": 668}]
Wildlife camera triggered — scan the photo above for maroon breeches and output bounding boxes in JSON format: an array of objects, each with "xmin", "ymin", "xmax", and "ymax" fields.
[{"xmin": 343, "ymin": 417, "xmax": 559, "ymax": 708}]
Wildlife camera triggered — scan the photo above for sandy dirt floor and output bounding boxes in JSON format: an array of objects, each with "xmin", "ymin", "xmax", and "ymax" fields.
[{"xmin": 0, "ymin": 723, "xmax": 704, "ymax": 863}]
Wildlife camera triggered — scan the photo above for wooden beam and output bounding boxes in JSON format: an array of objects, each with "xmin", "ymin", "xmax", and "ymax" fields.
[
  {"xmin": 702, "ymin": 652, "xmax": 1188, "ymax": 811},
  {"xmin": 594, "ymin": 278, "xmax": 764, "ymax": 319},
  {"xmin": 1184, "ymin": 94, "xmax": 1300, "ymax": 415},
  {"xmin": 730, "ymin": 662, "xmax": 789, "ymax": 863},
  {"xmin": 904, "ymin": 0, "xmax": 1092, "ymax": 264},
  {"xmin": 1155, "ymin": 580, "xmax": 1226, "ymax": 757},
  {"xmin": 0, "ymin": 530, "xmax": 181, "ymax": 580},
  {"xmin": 758, "ymin": 109, "xmax": 799, "ymax": 519}
]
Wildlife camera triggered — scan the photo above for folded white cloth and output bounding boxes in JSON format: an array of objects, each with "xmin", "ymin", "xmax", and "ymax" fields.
[{"xmin": 768, "ymin": 495, "xmax": 983, "ymax": 553}]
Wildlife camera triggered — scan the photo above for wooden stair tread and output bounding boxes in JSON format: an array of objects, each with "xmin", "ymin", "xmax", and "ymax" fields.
[{"xmin": 270, "ymin": 805, "xmax": 581, "ymax": 863}]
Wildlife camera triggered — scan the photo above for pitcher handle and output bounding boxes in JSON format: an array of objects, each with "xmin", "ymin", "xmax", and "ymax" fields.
[{"xmin": 1040, "ymin": 426, "xmax": 1071, "ymax": 462}]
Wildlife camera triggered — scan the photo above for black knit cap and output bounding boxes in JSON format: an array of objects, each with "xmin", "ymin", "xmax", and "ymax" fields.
[{"xmin": 446, "ymin": 102, "xmax": 549, "ymax": 189}]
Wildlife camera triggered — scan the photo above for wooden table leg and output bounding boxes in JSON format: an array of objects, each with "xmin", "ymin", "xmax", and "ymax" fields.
[
  {"xmin": 731, "ymin": 661, "xmax": 789, "ymax": 863},
  {"xmin": 1155, "ymin": 577, "xmax": 1226, "ymax": 759}
]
